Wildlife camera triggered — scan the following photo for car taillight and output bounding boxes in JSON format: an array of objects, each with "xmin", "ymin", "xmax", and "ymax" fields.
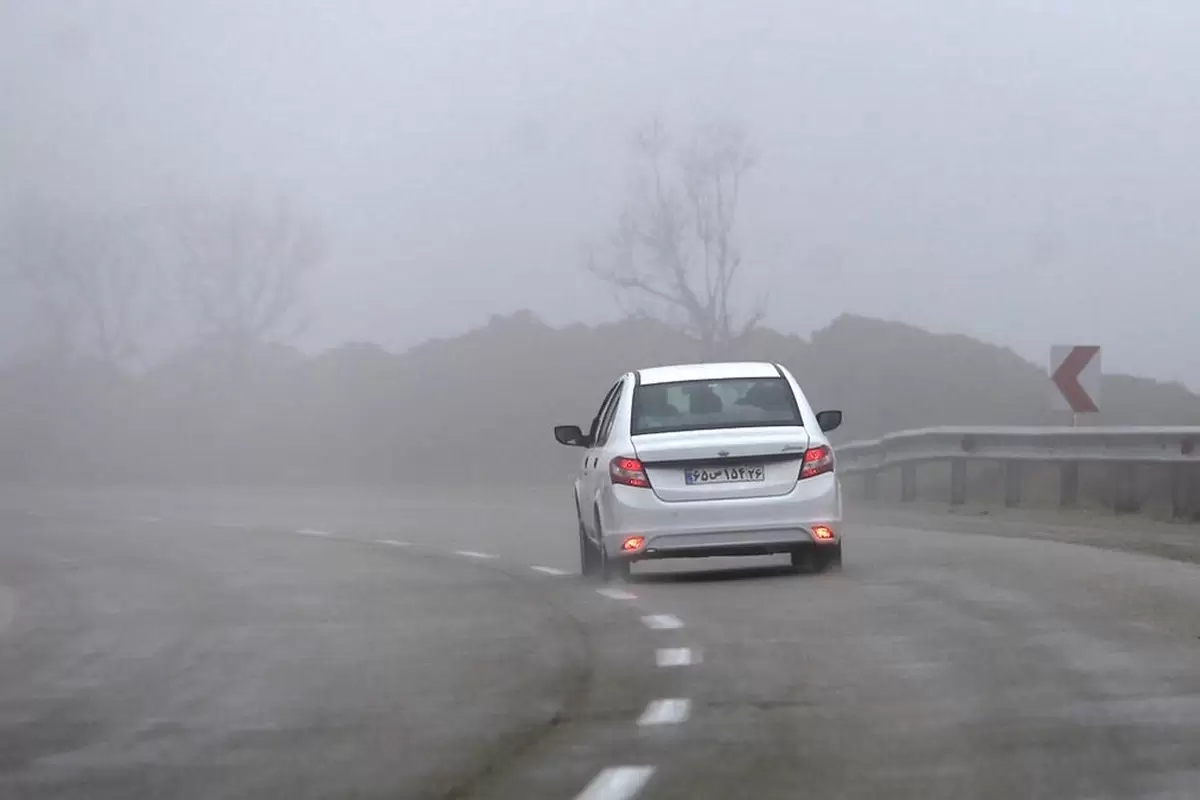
[
  {"xmin": 811, "ymin": 524, "xmax": 836, "ymax": 540},
  {"xmin": 610, "ymin": 456, "xmax": 651, "ymax": 488},
  {"xmin": 799, "ymin": 445, "xmax": 834, "ymax": 479}
]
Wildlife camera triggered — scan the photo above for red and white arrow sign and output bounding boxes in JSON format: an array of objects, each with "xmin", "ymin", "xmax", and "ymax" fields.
[{"xmin": 1050, "ymin": 345, "xmax": 1101, "ymax": 413}]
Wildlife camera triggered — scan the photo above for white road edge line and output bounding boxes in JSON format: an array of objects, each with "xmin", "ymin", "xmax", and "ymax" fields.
[
  {"xmin": 636, "ymin": 698, "xmax": 691, "ymax": 726},
  {"xmin": 455, "ymin": 550, "xmax": 497, "ymax": 559},
  {"xmin": 641, "ymin": 614, "xmax": 683, "ymax": 630},
  {"xmin": 376, "ymin": 539, "xmax": 411, "ymax": 547},
  {"xmin": 656, "ymin": 647, "xmax": 698, "ymax": 667},
  {"xmin": 574, "ymin": 766, "xmax": 656, "ymax": 800},
  {"xmin": 596, "ymin": 587, "xmax": 637, "ymax": 600},
  {"xmin": 296, "ymin": 529, "xmax": 332, "ymax": 537},
  {"xmin": 531, "ymin": 565, "xmax": 569, "ymax": 576}
]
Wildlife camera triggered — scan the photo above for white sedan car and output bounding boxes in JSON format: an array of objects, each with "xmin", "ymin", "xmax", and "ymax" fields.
[{"xmin": 554, "ymin": 361, "xmax": 844, "ymax": 581}]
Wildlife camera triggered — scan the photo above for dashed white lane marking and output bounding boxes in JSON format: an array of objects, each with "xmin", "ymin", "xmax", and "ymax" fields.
[
  {"xmin": 596, "ymin": 587, "xmax": 637, "ymax": 600},
  {"xmin": 637, "ymin": 698, "xmax": 691, "ymax": 726},
  {"xmin": 641, "ymin": 614, "xmax": 683, "ymax": 630},
  {"xmin": 531, "ymin": 565, "xmax": 569, "ymax": 576},
  {"xmin": 376, "ymin": 539, "xmax": 410, "ymax": 547},
  {"xmin": 656, "ymin": 647, "xmax": 698, "ymax": 667},
  {"xmin": 455, "ymin": 550, "xmax": 497, "ymax": 559},
  {"xmin": 296, "ymin": 529, "xmax": 333, "ymax": 537},
  {"xmin": 574, "ymin": 766, "xmax": 656, "ymax": 800}
]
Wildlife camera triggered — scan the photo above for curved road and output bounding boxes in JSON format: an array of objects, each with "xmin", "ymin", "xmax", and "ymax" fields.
[
  {"xmin": 0, "ymin": 508, "xmax": 662, "ymax": 799},
  {"xmin": 2, "ymin": 487, "xmax": 1200, "ymax": 798}
]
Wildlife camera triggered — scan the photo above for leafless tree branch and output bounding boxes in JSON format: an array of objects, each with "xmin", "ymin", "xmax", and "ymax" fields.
[
  {"xmin": 585, "ymin": 119, "xmax": 764, "ymax": 358},
  {"xmin": 170, "ymin": 194, "xmax": 323, "ymax": 348},
  {"xmin": 7, "ymin": 196, "xmax": 150, "ymax": 367}
]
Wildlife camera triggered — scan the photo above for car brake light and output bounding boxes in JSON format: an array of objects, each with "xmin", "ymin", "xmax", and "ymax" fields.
[
  {"xmin": 622, "ymin": 535, "xmax": 645, "ymax": 551},
  {"xmin": 812, "ymin": 524, "xmax": 836, "ymax": 540},
  {"xmin": 799, "ymin": 445, "xmax": 834, "ymax": 479},
  {"xmin": 610, "ymin": 456, "xmax": 651, "ymax": 488}
]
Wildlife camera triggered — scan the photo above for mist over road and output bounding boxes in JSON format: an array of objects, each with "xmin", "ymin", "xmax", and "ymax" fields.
[
  {"xmin": 0, "ymin": 502, "xmax": 660, "ymax": 799},
  {"xmin": 7, "ymin": 3, "xmax": 1200, "ymax": 797},
  {"xmin": 3, "ymin": 488, "xmax": 1199, "ymax": 798}
]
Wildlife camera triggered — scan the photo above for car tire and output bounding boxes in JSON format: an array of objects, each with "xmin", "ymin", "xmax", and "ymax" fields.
[
  {"xmin": 593, "ymin": 513, "xmax": 630, "ymax": 583},
  {"xmin": 791, "ymin": 544, "xmax": 842, "ymax": 574},
  {"xmin": 789, "ymin": 548, "xmax": 813, "ymax": 573},
  {"xmin": 603, "ymin": 554, "xmax": 631, "ymax": 582},
  {"xmin": 578, "ymin": 516, "xmax": 598, "ymax": 577},
  {"xmin": 813, "ymin": 545, "xmax": 843, "ymax": 573},
  {"xmin": 826, "ymin": 543, "xmax": 844, "ymax": 571}
]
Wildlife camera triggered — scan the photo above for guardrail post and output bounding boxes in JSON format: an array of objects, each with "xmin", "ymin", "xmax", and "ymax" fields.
[
  {"xmin": 900, "ymin": 463, "xmax": 916, "ymax": 503},
  {"xmin": 1004, "ymin": 462, "xmax": 1021, "ymax": 508},
  {"xmin": 950, "ymin": 459, "xmax": 966, "ymax": 506},
  {"xmin": 1171, "ymin": 464, "xmax": 1196, "ymax": 520},
  {"xmin": 862, "ymin": 470, "xmax": 879, "ymax": 503},
  {"xmin": 1171, "ymin": 464, "xmax": 1191, "ymax": 519},
  {"xmin": 1060, "ymin": 462, "xmax": 1079, "ymax": 509},
  {"xmin": 1112, "ymin": 463, "xmax": 1139, "ymax": 514}
]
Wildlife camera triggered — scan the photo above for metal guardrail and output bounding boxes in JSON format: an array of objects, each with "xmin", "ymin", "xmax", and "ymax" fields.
[{"xmin": 835, "ymin": 426, "xmax": 1200, "ymax": 517}]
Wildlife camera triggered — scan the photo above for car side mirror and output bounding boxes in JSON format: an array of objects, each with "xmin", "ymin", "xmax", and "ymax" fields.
[
  {"xmin": 554, "ymin": 424, "xmax": 590, "ymax": 447},
  {"xmin": 816, "ymin": 409, "xmax": 843, "ymax": 433}
]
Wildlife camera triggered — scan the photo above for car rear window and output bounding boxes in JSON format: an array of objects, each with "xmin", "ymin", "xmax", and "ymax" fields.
[{"xmin": 630, "ymin": 377, "xmax": 803, "ymax": 435}]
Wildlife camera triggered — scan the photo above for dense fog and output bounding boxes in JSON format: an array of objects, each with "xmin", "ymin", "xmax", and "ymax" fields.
[{"xmin": 4, "ymin": 2, "xmax": 1200, "ymax": 487}]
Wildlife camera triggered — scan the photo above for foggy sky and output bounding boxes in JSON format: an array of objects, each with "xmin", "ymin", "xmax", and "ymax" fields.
[{"xmin": 4, "ymin": 1, "xmax": 1200, "ymax": 388}]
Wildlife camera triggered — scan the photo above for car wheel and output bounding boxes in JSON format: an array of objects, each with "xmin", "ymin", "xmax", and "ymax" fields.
[
  {"xmin": 789, "ymin": 548, "xmax": 814, "ymax": 573},
  {"xmin": 593, "ymin": 513, "xmax": 629, "ymax": 583},
  {"xmin": 603, "ymin": 553, "xmax": 630, "ymax": 582},
  {"xmin": 791, "ymin": 545, "xmax": 842, "ymax": 574},
  {"xmin": 578, "ymin": 516, "xmax": 598, "ymax": 577},
  {"xmin": 796, "ymin": 544, "xmax": 844, "ymax": 575},
  {"xmin": 821, "ymin": 543, "xmax": 844, "ymax": 572},
  {"xmin": 599, "ymin": 549, "xmax": 631, "ymax": 583}
]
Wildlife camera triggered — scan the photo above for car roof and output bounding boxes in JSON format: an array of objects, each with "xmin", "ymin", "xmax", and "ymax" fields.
[{"xmin": 636, "ymin": 361, "xmax": 782, "ymax": 386}]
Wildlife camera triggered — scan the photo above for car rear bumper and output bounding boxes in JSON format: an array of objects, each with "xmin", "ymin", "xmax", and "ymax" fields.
[
  {"xmin": 634, "ymin": 527, "xmax": 830, "ymax": 560},
  {"xmin": 597, "ymin": 474, "xmax": 842, "ymax": 559}
]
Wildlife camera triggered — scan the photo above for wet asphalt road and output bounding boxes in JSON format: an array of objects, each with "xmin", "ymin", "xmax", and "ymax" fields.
[{"xmin": 3, "ymin": 487, "xmax": 1200, "ymax": 799}]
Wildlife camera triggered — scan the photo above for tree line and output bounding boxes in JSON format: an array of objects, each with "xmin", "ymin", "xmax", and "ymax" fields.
[
  {"xmin": 3, "ymin": 191, "xmax": 324, "ymax": 370},
  {"xmin": 3, "ymin": 117, "xmax": 764, "ymax": 371}
]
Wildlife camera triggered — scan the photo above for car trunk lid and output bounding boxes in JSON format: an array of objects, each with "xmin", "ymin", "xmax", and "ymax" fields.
[{"xmin": 632, "ymin": 426, "xmax": 810, "ymax": 501}]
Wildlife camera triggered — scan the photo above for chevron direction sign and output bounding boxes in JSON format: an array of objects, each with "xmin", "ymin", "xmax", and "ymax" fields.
[{"xmin": 1050, "ymin": 345, "xmax": 1101, "ymax": 413}]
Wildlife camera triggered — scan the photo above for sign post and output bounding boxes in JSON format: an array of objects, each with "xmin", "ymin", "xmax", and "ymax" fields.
[
  {"xmin": 1050, "ymin": 345, "xmax": 1101, "ymax": 419},
  {"xmin": 1050, "ymin": 345, "xmax": 1100, "ymax": 506}
]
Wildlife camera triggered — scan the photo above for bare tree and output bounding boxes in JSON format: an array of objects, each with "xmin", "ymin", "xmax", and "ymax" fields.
[
  {"xmin": 587, "ymin": 119, "xmax": 764, "ymax": 358},
  {"xmin": 171, "ymin": 194, "xmax": 323, "ymax": 347},
  {"xmin": 6, "ymin": 196, "xmax": 149, "ymax": 367}
]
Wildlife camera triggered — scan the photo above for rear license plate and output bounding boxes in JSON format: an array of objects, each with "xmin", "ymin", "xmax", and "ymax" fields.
[{"xmin": 684, "ymin": 465, "xmax": 766, "ymax": 485}]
